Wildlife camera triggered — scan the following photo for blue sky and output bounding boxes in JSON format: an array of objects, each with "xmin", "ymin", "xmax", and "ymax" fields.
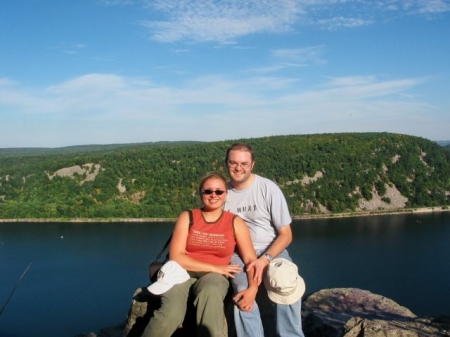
[{"xmin": 1, "ymin": 0, "xmax": 449, "ymax": 148}]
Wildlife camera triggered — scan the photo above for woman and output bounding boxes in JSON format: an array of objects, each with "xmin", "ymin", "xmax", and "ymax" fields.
[{"xmin": 142, "ymin": 172, "xmax": 258, "ymax": 337}]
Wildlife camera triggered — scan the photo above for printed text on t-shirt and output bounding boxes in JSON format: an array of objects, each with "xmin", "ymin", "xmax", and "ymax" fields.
[
  {"xmin": 235, "ymin": 205, "xmax": 257, "ymax": 213},
  {"xmin": 188, "ymin": 230, "xmax": 227, "ymax": 249}
]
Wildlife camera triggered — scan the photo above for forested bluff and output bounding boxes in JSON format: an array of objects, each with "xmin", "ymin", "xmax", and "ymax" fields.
[{"xmin": 1, "ymin": 132, "xmax": 450, "ymax": 221}]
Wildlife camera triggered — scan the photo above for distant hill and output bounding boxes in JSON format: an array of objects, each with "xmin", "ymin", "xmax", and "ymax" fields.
[
  {"xmin": 0, "ymin": 140, "xmax": 203, "ymax": 157},
  {"xmin": 436, "ymin": 140, "xmax": 450, "ymax": 146},
  {"xmin": 1, "ymin": 132, "xmax": 449, "ymax": 219}
]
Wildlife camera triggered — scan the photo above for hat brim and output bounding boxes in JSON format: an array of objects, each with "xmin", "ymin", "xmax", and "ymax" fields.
[
  {"xmin": 266, "ymin": 275, "xmax": 305, "ymax": 305},
  {"xmin": 147, "ymin": 282, "xmax": 174, "ymax": 295}
]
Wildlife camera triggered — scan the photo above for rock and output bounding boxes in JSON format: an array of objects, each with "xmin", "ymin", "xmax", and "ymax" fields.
[
  {"xmin": 76, "ymin": 288, "xmax": 450, "ymax": 337},
  {"xmin": 342, "ymin": 316, "xmax": 450, "ymax": 337},
  {"xmin": 123, "ymin": 287, "xmax": 163, "ymax": 337},
  {"xmin": 302, "ymin": 288, "xmax": 450, "ymax": 337},
  {"xmin": 73, "ymin": 326, "xmax": 124, "ymax": 337},
  {"xmin": 124, "ymin": 286, "xmax": 228, "ymax": 337},
  {"xmin": 122, "ymin": 285, "xmax": 273, "ymax": 337}
]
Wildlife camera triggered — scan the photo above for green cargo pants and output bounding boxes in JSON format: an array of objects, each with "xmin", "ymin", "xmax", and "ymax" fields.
[{"xmin": 142, "ymin": 271, "xmax": 229, "ymax": 337}]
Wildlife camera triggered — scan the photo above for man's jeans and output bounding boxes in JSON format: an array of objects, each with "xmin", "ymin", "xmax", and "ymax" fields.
[{"xmin": 230, "ymin": 250, "xmax": 305, "ymax": 337}]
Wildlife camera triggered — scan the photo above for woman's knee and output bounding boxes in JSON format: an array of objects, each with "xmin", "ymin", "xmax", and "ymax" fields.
[{"xmin": 194, "ymin": 273, "xmax": 229, "ymax": 298}]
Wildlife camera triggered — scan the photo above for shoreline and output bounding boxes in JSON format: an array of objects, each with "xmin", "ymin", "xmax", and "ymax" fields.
[
  {"xmin": 291, "ymin": 206, "xmax": 450, "ymax": 220},
  {"xmin": 1, "ymin": 206, "xmax": 449, "ymax": 223}
]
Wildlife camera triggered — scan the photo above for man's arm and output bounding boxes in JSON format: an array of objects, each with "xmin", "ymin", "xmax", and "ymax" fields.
[
  {"xmin": 247, "ymin": 224, "xmax": 293, "ymax": 284},
  {"xmin": 264, "ymin": 224, "xmax": 292, "ymax": 259}
]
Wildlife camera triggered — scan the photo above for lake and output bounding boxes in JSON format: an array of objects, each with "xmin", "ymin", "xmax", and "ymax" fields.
[{"xmin": 0, "ymin": 211, "xmax": 449, "ymax": 337}]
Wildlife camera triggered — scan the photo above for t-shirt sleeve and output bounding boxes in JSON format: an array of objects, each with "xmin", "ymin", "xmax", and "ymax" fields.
[{"xmin": 267, "ymin": 180, "xmax": 292, "ymax": 229}]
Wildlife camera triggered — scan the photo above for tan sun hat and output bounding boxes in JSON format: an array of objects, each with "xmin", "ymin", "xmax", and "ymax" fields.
[{"xmin": 264, "ymin": 258, "xmax": 305, "ymax": 305}]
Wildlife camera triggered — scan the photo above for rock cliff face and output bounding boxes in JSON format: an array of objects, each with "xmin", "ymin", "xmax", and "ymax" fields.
[{"xmin": 76, "ymin": 288, "xmax": 450, "ymax": 337}]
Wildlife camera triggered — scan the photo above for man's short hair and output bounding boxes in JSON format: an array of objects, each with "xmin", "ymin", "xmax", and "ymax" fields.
[{"xmin": 225, "ymin": 143, "xmax": 254, "ymax": 162}]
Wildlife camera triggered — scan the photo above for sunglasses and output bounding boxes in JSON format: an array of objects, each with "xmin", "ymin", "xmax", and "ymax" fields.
[{"xmin": 201, "ymin": 189, "xmax": 226, "ymax": 196}]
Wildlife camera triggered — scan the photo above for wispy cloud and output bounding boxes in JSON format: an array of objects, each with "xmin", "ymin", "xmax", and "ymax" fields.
[
  {"xmin": 95, "ymin": 0, "xmax": 133, "ymax": 5},
  {"xmin": 49, "ymin": 43, "xmax": 87, "ymax": 55},
  {"xmin": 243, "ymin": 46, "xmax": 327, "ymax": 74},
  {"xmin": 0, "ymin": 78, "xmax": 17, "ymax": 87},
  {"xmin": 245, "ymin": 65, "xmax": 287, "ymax": 75},
  {"xmin": 140, "ymin": 0, "xmax": 450, "ymax": 43},
  {"xmin": 315, "ymin": 17, "xmax": 372, "ymax": 30},
  {"xmin": 323, "ymin": 76, "xmax": 378, "ymax": 88},
  {"xmin": 271, "ymin": 46, "xmax": 326, "ymax": 66},
  {"xmin": 0, "ymin": 72, "xmax": 427, "ymax": 117},
  {"xmin": 416, "ymin": 0, "xmax": 450, "ymax": 14},
  {"xmin": 382, "ymin": 0, "xmax": 450, "ymax": 15},
  {"xmin": 142, "ymin": 0, "xmax": 301, "ymax": 42},
  {"xmin": 1, "ymin": 71, "xmax": 444, "ymax": 146}
]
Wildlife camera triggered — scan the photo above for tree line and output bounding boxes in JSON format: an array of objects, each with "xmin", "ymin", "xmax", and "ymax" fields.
[{"xmin": 1, "ymin": 132, "xmax": 449, "ymax": 219}]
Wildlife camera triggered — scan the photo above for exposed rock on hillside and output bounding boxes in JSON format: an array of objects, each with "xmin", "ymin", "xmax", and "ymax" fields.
[
  {"xmin": 46, "ymin": 163, "xmax": 102, "ymax": 185},
  {"xmin": 357, "ymin": 183, "xmax": 408, "ymax": 211}
]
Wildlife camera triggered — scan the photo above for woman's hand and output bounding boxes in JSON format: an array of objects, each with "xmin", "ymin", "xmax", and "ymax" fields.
[
  {"xmin": 213, "ymin": 264, "xmax": 242, "ymax": 278},
  {"xmin": 247, "ymin": 257, "xmax": 268, "ymax": 285}
]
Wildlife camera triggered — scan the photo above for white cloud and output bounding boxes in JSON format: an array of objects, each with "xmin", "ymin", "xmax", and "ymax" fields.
[
  {"xmin": 271, "ymin": 46, "xmax": 326, "ymax": 66},
  {"xmin": 1, "ymin": 71, "xmax": 447, "ymax": 147},
  {"xmin": 48, "ymin": 43, "xmax": 87, "ymax": 55},
  {"xmin": 0, "ymin": 78, "xmax": 17, "ymax": 87},
  {"xmin": 416, "ymin": 0, "xmax": 450, "ymax": 14},
  {"xmin": 315, "ymin": 16, "xmax": 373, "ymax": 30},
  {"xmin": 385, "ymin": 0, "xmax": 450, "ymax": 14},
  {"xmin": 141, "ymin": 0, "xmax": 450, "ymax": 43},
  {"xmin": 0, "ymin": 73, "xmax": 428, "ymax": 109},
  {"xmin": 142, "ymin": 0, "xmax": 301, "ymax": 42},
  {"xmin": 323, "ymin": 76, "xmax": 377, "ymax": 87},
  {"xmin": 95, "ymin": 0, "xmax": 133, "ymax": 5},
  {"xmin": 0, "ymin": 72, "xmax": 430, "ymax": 122},
  {"xmin": 245, "ymin": 65, "xmax": 287, "ymax": 75}
]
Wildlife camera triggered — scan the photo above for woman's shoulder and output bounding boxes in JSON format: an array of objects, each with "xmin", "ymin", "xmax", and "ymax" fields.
[{"xmin": 223, "ymin": 209, "xmax": 236, "ymax": 219}]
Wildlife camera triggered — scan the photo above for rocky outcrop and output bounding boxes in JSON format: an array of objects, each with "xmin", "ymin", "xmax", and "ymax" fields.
[
  {"xmin": 46, "ymin": 163, "xmax": 102, "ymax": 185},
  {"xmin": 302, "ymin": 288, "xmax": 450, "ymax": 337},
  {"xmin": 122, "ymin": 287, "xmax": 229, "ymax": 337},
  {"xmin": 76, "ymin": 288, "xmax": 450, "ymax": 337}
]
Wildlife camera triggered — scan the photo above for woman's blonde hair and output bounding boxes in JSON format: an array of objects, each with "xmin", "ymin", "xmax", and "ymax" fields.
[{"xmin": 198, "ymin": 172, "xmax": 228, "ymax": 194}]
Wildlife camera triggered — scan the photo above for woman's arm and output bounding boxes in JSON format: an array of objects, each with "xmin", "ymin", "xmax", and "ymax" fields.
[
  {"xmin": 233, "ymin": 216, "xmax": 259, "ymax": 311},
  {"xmin": 234, "ymin": 216, "xmax": 257, "ymax": 266},
  {"xmin": 169, "ymin": 210, "xmax": 241, "ymax": 277}
]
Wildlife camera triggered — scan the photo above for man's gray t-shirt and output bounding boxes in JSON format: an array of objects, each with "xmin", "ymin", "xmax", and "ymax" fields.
[{"xmin": 224, "ymin": 174, "xmax": 292, "ymax": 250}]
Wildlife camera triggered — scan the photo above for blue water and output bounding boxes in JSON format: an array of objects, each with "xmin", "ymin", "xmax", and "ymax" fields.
[{"xmin": 0, "ymin": 212, "xmax": 449, "ymax": 337}]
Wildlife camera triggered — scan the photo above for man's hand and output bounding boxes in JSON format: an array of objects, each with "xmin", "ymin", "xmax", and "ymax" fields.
[{"xmin": 232, "ymin": 286, "xmax": 257, "ymax": 312}]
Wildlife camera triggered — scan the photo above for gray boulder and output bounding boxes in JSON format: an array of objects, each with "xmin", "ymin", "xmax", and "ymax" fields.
[
  {"xmin": 75, "ymin": 287, "xmax": 450, "ymax": 337},
  {"xmin": 302, "ymin": 288, "xmax": 450, "ymax": 337}
]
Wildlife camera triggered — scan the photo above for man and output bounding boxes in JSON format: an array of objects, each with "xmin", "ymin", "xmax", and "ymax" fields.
[{"xmin": 223, "ymin": 143, "xmax": 305, "ymax": 337}]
